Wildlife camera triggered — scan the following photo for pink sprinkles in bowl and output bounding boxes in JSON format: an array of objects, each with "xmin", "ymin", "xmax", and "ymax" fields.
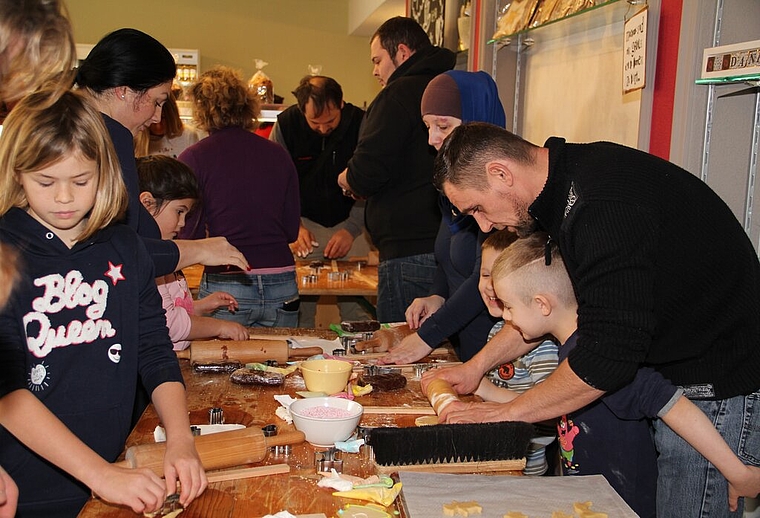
[{"xmin": 298, "ymin": 406, "xmax": 354, "ymax": 419}]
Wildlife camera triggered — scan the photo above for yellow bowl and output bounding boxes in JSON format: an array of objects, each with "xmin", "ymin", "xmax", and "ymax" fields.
[{"xmin": 299, "ymin": 359, "xmax": 352, "ymax": 395}]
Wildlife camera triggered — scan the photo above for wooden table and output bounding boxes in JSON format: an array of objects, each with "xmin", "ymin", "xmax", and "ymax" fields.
[
  {"xmin": 182, "ymin": 261, "xmax": 378, "ymax": 329},
  {"xmin": 296, "ymin": 260, "xmax": 378, "ymax": 329},
  {"xmin": 295, "ymin": 260, "xmax": 377, "ymax": 298},
  {"xmin": 77, "ymin": 330, "xmax": 499, "ymax": 518},
  {"xmin": 181, "ymin": 262, "xmax": 377, "ymax": 297}
]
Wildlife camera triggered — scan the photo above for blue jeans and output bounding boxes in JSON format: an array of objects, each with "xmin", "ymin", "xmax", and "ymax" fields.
[
  {"xmin": 653, "ymin": 389, "xmax": 760, "ymax": 518},
  {"xmin": 200, "ymin": 271, "xmax": 299, "ymax": 328},
  {"xmin": 376, "ymin": 253, "xmax": 437, "ymax": 323}
]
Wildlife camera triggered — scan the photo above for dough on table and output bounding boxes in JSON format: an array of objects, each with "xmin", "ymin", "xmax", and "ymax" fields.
[
  {"xmin": 442, "ymin": 500, "xmax": 482, "ymax": 516},
  {"xmin": 573, "ymin": 501, "xmax": 608, "ymax": 518},
  {"xmin": 414, "ymin": 415, "xmax": 439, "ymax": 426}
]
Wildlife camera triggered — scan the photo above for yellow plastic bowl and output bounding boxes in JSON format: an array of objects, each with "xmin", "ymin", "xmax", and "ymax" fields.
[{"xmin": 299, "ymin": 359, "xmax": 352, "ymax": 395}]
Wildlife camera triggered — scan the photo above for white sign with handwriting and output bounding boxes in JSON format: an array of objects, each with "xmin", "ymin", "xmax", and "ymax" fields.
[{"xmin": 623, "ymin": 7, "xmax": 647, "ymax": 93}]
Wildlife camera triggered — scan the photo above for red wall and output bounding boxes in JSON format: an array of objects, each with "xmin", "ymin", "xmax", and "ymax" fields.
[{"xmin": 648, "ymin": 0, "xmax": 684, "ymax": 160}]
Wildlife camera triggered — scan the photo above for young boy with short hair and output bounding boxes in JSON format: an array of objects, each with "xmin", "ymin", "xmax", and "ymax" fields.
[
  {"xmin": 486, "ymin": 231, "xmax": 760, "ymax": 516},
  {"xmin": 474, "ymin": 230, "xmax": 558, "ymax": 475}
]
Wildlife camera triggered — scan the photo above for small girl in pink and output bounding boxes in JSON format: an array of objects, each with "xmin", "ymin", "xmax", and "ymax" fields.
[{"xmin": 137, "ymin": 155, "xmax": 248, "ymax": 350}]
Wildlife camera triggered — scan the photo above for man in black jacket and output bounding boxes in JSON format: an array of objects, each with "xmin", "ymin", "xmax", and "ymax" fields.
[
  {"xmin": 271, "ymin": 76, "xmax": 372, "ymax": 326},
  {"xmin": 271, "ymin": 76, "xmax": 368, "ymax": 260},
  {"xmin": 338, "ymin": 16, "xmax": 456, "ymax": 322}
]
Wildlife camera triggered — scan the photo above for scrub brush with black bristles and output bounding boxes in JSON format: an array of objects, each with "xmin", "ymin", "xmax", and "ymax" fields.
[{"xmin": 367, "ymin": 421, "xmax": 535, "ymax": 467}]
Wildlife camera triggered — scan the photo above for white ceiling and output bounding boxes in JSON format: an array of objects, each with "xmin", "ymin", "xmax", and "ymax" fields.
[{"xmin": 348, "ymin": 0, "xmax": 406, "ymax": 37}]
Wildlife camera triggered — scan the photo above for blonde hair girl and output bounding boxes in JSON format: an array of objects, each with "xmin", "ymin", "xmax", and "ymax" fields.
[
  {"xmin": 0, "ymin": 89, "xmax": 126, "ymax": 242},
  {"xmin": 0, "ymin": 88, "xmax": 205, "ymax": 516}
]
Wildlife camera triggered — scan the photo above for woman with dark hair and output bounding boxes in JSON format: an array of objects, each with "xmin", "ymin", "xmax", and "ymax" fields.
[
  {"xmin": 179, "ymin": 66, "xmax": 301, "ymax": 328},
  {"xmin": 76, "ymin": 28, "xmax": 247, "ymax": 278}
]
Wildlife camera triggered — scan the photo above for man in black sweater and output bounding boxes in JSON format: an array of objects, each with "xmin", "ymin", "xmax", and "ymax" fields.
[
  {"xmin": 428, "ymin": 122, "xmax": 760, "ymax": 517},
  {"xmin": 338, "ymin": 16, "xmax": 455, "ymax": 323}
]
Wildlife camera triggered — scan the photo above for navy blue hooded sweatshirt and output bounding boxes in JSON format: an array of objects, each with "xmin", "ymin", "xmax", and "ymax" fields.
[{"xmin": 0, "ymin": 208, "xmax": 183, "ymax": 517}]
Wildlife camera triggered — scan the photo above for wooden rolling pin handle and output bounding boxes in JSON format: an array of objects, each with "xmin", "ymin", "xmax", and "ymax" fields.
[
  {"xmin": 264, "ymin": 430, "xmax": 306, "ymax": 448},
  {"xmin": 288, "ymin": 346, "xmax": 324, "ymax": 358},
  {"xmin": 424, "ymin": 378, "xmax": 461, "ymax": 416},
  {"xmin": 176, "ymin": 345, "xmax": 321, "ymax": 362},
  {"xmin": 118, "ymin": 428, "xmax": 306, "ymax": 477},
  {"xmin": 181, "ymin": 339, "xmax": 323, "ymax": 364}
]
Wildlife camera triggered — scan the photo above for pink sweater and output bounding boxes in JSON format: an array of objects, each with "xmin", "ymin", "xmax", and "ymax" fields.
[{"xmin": 157, "ymin": 272, "xmax": 194, "ymax": 351}]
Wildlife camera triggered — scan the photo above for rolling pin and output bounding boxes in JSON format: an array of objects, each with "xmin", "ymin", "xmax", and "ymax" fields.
[
  {"xmin": 423, "ymin": 378, "xmax": 461, "ymax": 416},
  {"xmin": 175, "ymin": 339, "xmax": 323, "ymax": 364},
  {"xmin": 116, "ymin": 427, "xmax": 305, "ymax": 477}
]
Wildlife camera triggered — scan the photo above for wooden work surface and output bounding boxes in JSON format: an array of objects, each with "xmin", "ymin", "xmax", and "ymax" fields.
[
  {"xmin": 77, "ymin": 329, "xmax": 515, "ymax": 518},
  {"xmin": 296, "ymin": 260, "xmax": 377, "ymax": 297},
  {"xmin": 181, "ymin": 261, "xmax": 378, "ymax": 298}
]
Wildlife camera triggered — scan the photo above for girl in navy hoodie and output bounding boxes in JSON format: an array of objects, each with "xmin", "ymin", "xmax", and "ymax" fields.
[{"xmin": 0, "ymin": 89, "xmax": 206, "ymax": 517}]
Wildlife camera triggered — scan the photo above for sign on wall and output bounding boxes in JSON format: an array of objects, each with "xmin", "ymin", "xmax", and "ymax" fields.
[
  {"xmin": 623, "ymin": 6, "xmax": 647, "ymax": 93},
  {"xmin": 701, "ymin": 39, "xmax": 760, "ymax": 81}
]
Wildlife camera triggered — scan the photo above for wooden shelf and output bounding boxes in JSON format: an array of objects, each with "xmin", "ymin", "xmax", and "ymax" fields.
[{"xmin": 490, "ymin": 0, "xmax": 634, "ymax": 49}]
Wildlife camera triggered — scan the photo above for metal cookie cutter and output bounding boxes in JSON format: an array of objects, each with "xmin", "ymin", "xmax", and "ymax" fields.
[
  {"xmin": 158, "ymin": 493, "xmax": 182, "ymax": 516},
  {"xmin": 356, "ymin": 426, "xmax": 374, "ymax": 461},
  {"xmin": 302, "ymin": 273, "xmax": 319, "ymax": 286},
  {"xmin": 340, "ymin": 332, "xmax": 374, "ymax": 354},
  {"xmin": 208, "ymin": 407, "xmax": 224, "ymax": 425},
  {"xmin": 327, "ymin": 271, "xmax": 350, "ymax": 282},
  {"xmin": 413, "ymin": 363, "xmax": 434, "ymax": 379},
  {"xmin": 315, "ymin": 447, "xmax": 343, "ymax": 473},
  {"xmin": 363, "ymin": 364, "xmax": 401, "ymax": 376},
  {"xmin": 263, "ymin": 424, "xmax": 291, "ymax": 456}
]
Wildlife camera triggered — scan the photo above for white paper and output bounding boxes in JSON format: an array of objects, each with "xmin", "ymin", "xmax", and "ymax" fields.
[
  {"xmin": 398, "ymin": 472, "xmax": 638, "ymax": 517},
  {"xmin": 153, "ymin": 424, "xmax": 245, "ymax": 443},
  {"xmin": 288, "ymin": 337, "xmax": 342, "ymax": 355}
]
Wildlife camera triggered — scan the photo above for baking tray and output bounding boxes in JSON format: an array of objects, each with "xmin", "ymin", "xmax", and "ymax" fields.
[{"xmin": 398, "ymin": 472, "xmax": 638, "ymax": 517}]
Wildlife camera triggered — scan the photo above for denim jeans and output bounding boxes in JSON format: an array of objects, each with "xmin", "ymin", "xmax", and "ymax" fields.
[
  {"xmin": 653, "ymin": 389, "xmax": 760, "ymax": 518},
  {"xmin": 376, "ymin": 253, "xmax": 437, "ymax": 323},
  {"xmin": 200, "ymin": 271, "xmax": 299, "ymax": 328}
]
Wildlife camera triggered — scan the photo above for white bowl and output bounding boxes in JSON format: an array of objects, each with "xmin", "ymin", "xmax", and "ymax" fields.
[{"xmin": 289, "ymin": 397, "xmax": 363, "ymax": 447}]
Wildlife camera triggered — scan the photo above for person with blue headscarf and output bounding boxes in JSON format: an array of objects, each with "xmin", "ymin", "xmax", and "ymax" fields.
[
  {"xmin": 373, "ymin": 70, "xmax": 506, "ymax": 364},
  {"xmin": 373, "ymin": 71, "xmax": 559, "ymax": 476}
]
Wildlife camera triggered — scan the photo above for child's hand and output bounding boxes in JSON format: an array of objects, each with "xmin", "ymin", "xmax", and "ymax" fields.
[
  {"xmin": 218, "ymin": 321, "xmax": 249, "ymax": 341},
  {"xmin": 91, "ymin": 464, "xmax": 167, "ymax": 515},
  {"xmin": 405, "ymin": 295, "xmax": 445, "ymax": 329},
  {"xmin": 163, "ymin": 436, "xmax": 208, "ymax": 509},
  {"xmin": 377, "ymin": 332, "xmax": 432, "ymax": 365},
  {"xmin": 195, "ymin": 291, "xmax": 239, "ymax": 315},
  {"xmin": 727, "ymin": 464, "xmax": 760, "ymax": 512}
]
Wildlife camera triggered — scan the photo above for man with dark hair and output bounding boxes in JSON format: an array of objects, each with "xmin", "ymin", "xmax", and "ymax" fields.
[
  {"xmin": 271, "ymin": 75, "xmax": 371, "ymax": 326},
  {"xmin": 427, "ymin": 121, "xmax": 760, "ymax": 517},
  {"xmin": 338, "ymin": 16, "xmax": 456, "ymax": 322},
  {"xmin": 271, "ymin": 75, "xmax": 367, "ymax": 260}
]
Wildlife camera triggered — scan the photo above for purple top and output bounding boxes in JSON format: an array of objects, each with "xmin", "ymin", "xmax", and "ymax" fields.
[{"xmin": 178, "ymin": 127, "xmax": 300, "ymax": 270}]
